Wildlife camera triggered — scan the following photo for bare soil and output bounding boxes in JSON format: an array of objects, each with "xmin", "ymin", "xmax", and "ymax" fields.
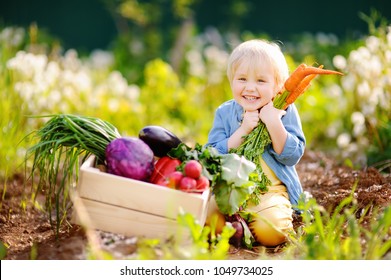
[{"xmin": 1, "ymin": 150, "xmax": 391, "ymax": 260}]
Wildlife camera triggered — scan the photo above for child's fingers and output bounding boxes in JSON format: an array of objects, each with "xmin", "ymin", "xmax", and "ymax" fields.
[
  {"xmin": 242, "ymin": 110, "xmax": 260, "ymax": 130},
  {"xmin": 259, "ymin": 102, "xmax": 286, "ymax": 124}
]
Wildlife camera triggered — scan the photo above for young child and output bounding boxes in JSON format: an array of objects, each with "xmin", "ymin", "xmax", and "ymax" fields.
[{"xmin": 206, "ymin": 39, "xmax": 305, "ymax": 247}]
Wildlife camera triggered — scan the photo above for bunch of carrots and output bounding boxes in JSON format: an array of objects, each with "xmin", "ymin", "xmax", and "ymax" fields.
[
  {"xmin": 274, "ymin": 63, "xmax": 343, "ymax": 110},
  {"xmin": 231, "ymin": 63, "xmax": 343, "ymax": 197}
]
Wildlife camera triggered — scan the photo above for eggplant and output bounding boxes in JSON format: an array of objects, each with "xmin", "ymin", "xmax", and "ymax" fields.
[{"xmin": 138, "ymin": 125, "xmax": 182, "ymax": 157}]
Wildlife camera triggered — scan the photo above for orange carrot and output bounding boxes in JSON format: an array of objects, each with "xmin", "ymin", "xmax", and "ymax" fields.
[
  {"xmin": 285, "ymin": 73, "xmax": 318, "ymax": 105},
  {"xmin": 284, "ymin": 63, "xmax": 307, "ymax": 92},
  {"xmin": 284, "ymin": 63, "xmax": 343, "ymax": 92}
]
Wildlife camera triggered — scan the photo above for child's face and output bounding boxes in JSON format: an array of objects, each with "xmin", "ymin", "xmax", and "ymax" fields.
[{"xmin": 231, "ymin": 59, "xmax": 277, "ymax": 112}]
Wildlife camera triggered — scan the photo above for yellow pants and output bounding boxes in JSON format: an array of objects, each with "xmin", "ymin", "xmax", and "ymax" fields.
[{"xmin": 206, "ymin": 160, "xmax": 293, "ymax": 247}]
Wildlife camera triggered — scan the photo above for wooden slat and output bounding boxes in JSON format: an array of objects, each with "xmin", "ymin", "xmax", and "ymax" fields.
[
  {"xmin": 72, "ymin": 197, "xmax": 192, "ymax": 239},
  {"xmin": 77, "ymin": 156, "xmax": 210, "ymax": 223}
]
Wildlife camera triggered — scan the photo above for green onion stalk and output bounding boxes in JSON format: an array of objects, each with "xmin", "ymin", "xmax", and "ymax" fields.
[{"xmin": 24, "ymin": 114, "xmax": 121, "ymax": 233}]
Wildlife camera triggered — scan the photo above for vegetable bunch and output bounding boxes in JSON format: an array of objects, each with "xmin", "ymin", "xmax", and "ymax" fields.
[
  {"xmin": 231, "ymin": 64, "xmax": 343, "ymax": 202},
  {"xmin": 25, "ymin": 114, "xmax": 121, "ymax": 230},
  {"xmin": 168, "ymin": 143, "xmax": 257, "ymax": 215}
]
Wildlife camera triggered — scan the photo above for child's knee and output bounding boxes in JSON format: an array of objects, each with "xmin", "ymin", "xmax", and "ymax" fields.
[{"xmin": 249, "ymin": 206, "xmax": 293, "ymax": 247}]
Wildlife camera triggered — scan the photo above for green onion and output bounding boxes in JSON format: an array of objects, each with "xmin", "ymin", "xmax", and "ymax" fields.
[{"xmin": 24, "ymin": 114, "xmax": 121, "ymax": 233}]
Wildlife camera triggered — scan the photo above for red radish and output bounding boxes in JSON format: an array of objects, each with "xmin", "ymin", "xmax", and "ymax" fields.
[
  {"xmin": 196, "ymin": 176, "xmax": 210, "ymax": 191},
  {"xmin": 179, "ymin": 176, "xmax": 197, "ymax": 192},
  {"xmin": 184, "ymin": 160, "xmax": 202, "ymax": 179},
  {"xmin": 167, "ymin": 171, "xmax": 184, "ymax": 189}
]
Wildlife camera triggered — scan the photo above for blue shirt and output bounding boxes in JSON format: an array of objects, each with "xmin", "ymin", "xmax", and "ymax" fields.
[{"xmin": 206, "ymin": 99, "xmax": 305, "ymax": 206}]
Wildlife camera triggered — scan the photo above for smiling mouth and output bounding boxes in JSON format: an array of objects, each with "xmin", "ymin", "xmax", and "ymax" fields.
[{"xmin": 243, "ymin": 96, "xmax": 259, "ymax": 101}]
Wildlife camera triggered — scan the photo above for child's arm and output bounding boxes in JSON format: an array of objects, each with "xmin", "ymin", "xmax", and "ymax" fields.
[
  {"xmin": 259, "ymin": 102, "xmax": 288, "ymax": 155},
  {"xmin": 266, "ymin": 104, "xmax": 305, "ymax": 166}
]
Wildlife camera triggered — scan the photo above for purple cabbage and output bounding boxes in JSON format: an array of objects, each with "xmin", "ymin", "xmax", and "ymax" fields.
[{"xmin": 105, "ymin": 137, "xmax": 154, "ymax": 181}]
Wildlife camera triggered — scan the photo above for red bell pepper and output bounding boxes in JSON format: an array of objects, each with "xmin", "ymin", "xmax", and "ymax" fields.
[{"xmin": 150, "ymin": 156, "xmax": 181, "ymax": 186}]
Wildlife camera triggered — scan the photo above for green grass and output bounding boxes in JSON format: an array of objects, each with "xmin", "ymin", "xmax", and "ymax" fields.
[{"xmin": 284, "ymin": 193, "xmax": 391, "ymax": 260}]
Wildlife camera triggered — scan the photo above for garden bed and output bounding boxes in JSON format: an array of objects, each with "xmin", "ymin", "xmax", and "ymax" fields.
[{"xmin": 1, "ymin": 150, "xmax": 390, "ymax": 259}]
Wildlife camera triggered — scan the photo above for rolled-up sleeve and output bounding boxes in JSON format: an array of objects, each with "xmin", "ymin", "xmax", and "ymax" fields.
[
  {"xmin": 206, "ymin": 109, "xmax": 229, "ymax": 154},
  {"xmin": 206, "ymin": 100, "xmax": 242, "ymax": 154},
  {"xmin": 268, "ymin": 104, "xmax": 305, "ymax": 166}
]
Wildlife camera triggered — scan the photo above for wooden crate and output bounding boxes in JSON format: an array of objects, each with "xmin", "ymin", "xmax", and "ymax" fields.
[{"xmin": 72, "ymin": 156, "xmax": 211, "ymax": 239}]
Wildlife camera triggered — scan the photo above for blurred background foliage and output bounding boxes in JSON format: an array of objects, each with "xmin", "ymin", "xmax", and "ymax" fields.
[{"xmin": 0, "ymin": 0, "xmax": 390, "ymax": 180}]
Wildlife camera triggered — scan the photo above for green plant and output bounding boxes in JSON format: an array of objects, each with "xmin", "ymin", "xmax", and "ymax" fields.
[
  {"xmin": 0, "ymin": 241, "xmax": 7, "ymax": 259},
  {"xmin": 24, "ymin": 114, "xmax": 121, "ymax": 233},
  {"xmin": 285, "ymin": 186, "xmax": 391, "ymax": 260},
  {"xmin": 134, "ymin": 211, "xmax": 234, "ymax": 260}
]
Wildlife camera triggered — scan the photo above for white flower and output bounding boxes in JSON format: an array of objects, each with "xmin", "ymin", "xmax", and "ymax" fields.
[
  {"xmin": 62, "ymin": 49, "xmax": 81, "ymax": 71},
  {"xmin": 385, "ymin": 50, "xmax": 391, "ymax": 63},
  {"xmin": 367, "ymin": 56, "xmax": 382, "ymax": 77},
  {"xmin": 341, "ymin": 74, "xmax": 356, "ymax": 92},
  {"xmin": 186, "ymin": 49, "xmax": 206, "ymax": 77},
  {"xmin": 351, "ymin": 112, "xmax": 365, "ymax": 126},
  {"xmin": 346, "ymin": 142, "xmax": 358, "ymax": 154},
  {"xmin": 357, "ymin": 81, "xmax": 370, "ymax": 97},
  {"xmin": 315, "ymin": 32, "xmax": 338, "ymax": 46},
  {"xmin": 73, "ymin": 71, "xmax": 92, "ymax": 92},
  {"xmin": 326, "ymin": 84, "xmax": 343, "ymax": 97},
  {"xmin": 126, "ymin": 84, "xmax": 140, "ymax": 101},
  {"xmin": 204, "ymin": 45, "xmax": 228, "ymax": 66},
  {"xmin": 387, "ymin": 27, "xmax": 391, "ymax": 46},
  {"xmin": 337, "ymin": 133, "xmax": 351, "ymax": 148},
  {"xmin": 129, "ymin": 40, "xmax": 143, "ymax": 55},
  {"xmin": 14, "ymin": 81, "xmax": 34, "ymax": 100},
  {"xmin": 366, "ymin": 36, "xmax": 380, "ymax": 52},
  {"xmin": 357, "ymin": 46, "xmax": 371, "ymax": 60},
  {"xmin": 316, "ymin": 32, "xmax": 331, "ymax": 46},
  {"xmin": 362, "ymin": 103, "xmax": 375, "ymax": 115},
  {"xmin": 0, "ymin": 27, "xmax": 25, "ymax": 47},
  {"xmin": 353, "ymin": 123, "xmax": 365, "ymax": 137},
  {"xmin": 44, "ymin": 61, "xmax": 61, "ymax": 86},
  {"xmin": 326, "ymin": 121, "xmax": 341, "ymax": 138},
  {"xmin": 374, "ymin": 86, "xmax": 390, "ymax": 110},
  {"xmin": 107, "ymin": 71, "xmax": 128, "ymax": 96},
  {"xmin": 186, "ymin": 49, "xmax": 202, "ymax": 64},
  {"xmin": 7, "ymin": 51, "xmax": 47, "ymax": 81},
  {"xmin": 108, "ymin": 99, "xmax": 120, "ymax": 111},
  {"xmin": 89, "ymin": 50, "xmax": 114, "ymax": 70},
  {"xmin": 333, "ymin": 55, "xmax": 347, "ymax": 70},
  {"xmin": 49, "ymin": 89, "xmax": 62, "ymax": 104}
]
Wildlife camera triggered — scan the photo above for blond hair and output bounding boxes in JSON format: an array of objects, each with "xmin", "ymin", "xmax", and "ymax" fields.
[{"xmin": 226, "ymin": 39, "xmax": 289, "ymax": 92}]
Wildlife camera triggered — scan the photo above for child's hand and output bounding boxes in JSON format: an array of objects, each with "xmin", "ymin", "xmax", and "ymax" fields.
[
  {"xmin": 259, "ymin": 102, "xmax": 286, "ymax": 126},
  {"xmin": 259, "ymin": 102, "xmax": 288, "ymax": 154},
  {"xmin": 241, "ymin": 110, "xmax": 259, "ymax": 134}
]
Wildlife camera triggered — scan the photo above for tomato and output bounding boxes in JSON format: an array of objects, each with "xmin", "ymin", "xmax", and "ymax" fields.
[
  {"xmin": 150, "ymin": 156, "xmax": 181, "ymax": 185},
  {"xmin": 184, "ymin": 160, "xmax": 202, "ymax": 179}
]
